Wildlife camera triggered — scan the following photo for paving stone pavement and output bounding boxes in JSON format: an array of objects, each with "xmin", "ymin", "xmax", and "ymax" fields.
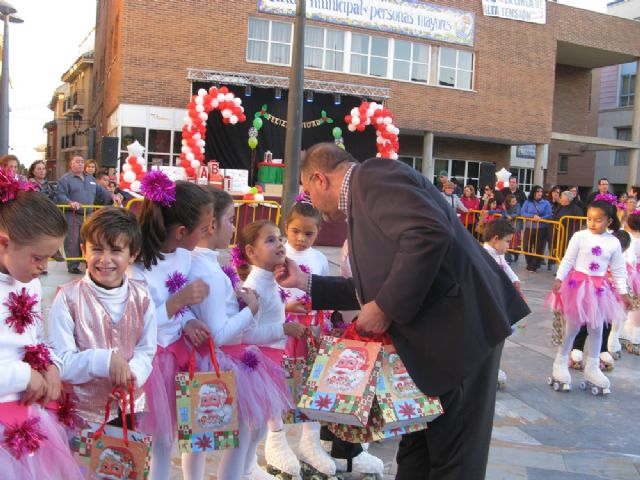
[{"xmin": 40, "ymin": 247, "xmax": 640, "ymax": 479}]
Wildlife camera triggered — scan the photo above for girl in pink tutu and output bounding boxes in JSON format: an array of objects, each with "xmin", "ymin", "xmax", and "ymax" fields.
[
  {"xmin": 0, "ymin": 169, "xmax": 82, "ymax": 479},
  {"xmin": 128, "ymin": 173, "xmax": 213, "ymax": 480},
  {"xmin": 548, "ymin": 195, "xmax": 630, "ymax": 393},
  {"xmin": 182, "ymin": 187, "xmax": 261, "ymax": 480},
  {"xmin": 236, "ymin": 220, "xmax": 304, "ymax": 479}
]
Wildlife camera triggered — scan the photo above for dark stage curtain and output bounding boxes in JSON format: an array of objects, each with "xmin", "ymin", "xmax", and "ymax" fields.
[{"xmin": 191, "ymin": 83, "xmax": 377, "ymax": 175}]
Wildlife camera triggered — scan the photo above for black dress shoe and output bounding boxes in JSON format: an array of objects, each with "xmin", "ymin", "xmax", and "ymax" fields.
[{"xmin": 68, "ymin": 268, "xmax": 83, "ymax": 274}]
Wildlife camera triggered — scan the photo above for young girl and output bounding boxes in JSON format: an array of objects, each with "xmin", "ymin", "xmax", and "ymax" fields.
[
  {"xmin": 547, "ymin": 196, "xmax": 630, "ymax": 394},
  {"xmin": 128, "ymin": 172, "xmax": 213, "ymax": 480},
  {"xmin": 619, "ymin": 211, "xmax": 640, "ymax": 354},
  {"xmin": 236, "ymin": 220, "xmax": 304, "ymax": 479},
  {"xmin": 181, "ymin": 187, "xmax": 263, "ymax": 480},
  {"xmin": 269, "ymin": 202, "xmax": 336, "ymax": 478},
  {"xmin": 0, "ymin": 172, "xmax": 82, "ymax": 479}
]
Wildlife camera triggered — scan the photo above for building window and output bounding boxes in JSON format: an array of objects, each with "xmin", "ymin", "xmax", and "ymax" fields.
[
  {"xmin": 350, "ymin": 33, "xmax": 370, "ymax": 75},
  {"xmin": 433, "ymin": 158, "xmax": 481, "ymax": 191},
  {"xmin": 393, "ymin": 40, "xmax": 429, "ymax": 83},
  {"xmin": 619, "ymin": 61, "xmax": 636, "ymax": 107},
  {"xmin": 615, "ymin": 127, "xmax": 631, "ymax": 166},
  {"xmin": 438, "ymin": 47, "xmax": 473, "ymax": 90},
  {"xmin": 558, "ymin": 155, "xmax": 569, "ymax": 173},
  {"xmin": 398, "ymin": 156, "xmax": 423, "ymax": 172},
  {"xmin": 304, "ymin": 26, "xmax": 344, "ymax": 71},
  {"xmin": 119, "ymin": 127, "xmax": 183, "ymax": 168},
  {"xmin": 247, "ymin": 17, "xmax": 292, "ymax": 65}
]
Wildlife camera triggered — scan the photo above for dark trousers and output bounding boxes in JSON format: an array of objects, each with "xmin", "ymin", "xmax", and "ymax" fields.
[
  {"xmin": 395, "ymin": 342, "xmax": 503, "ymax": 480},
  {"xmin": 523, "ymin": 228, "xmax": 548, "ymax": 271},
  {"xmin": 64, "ymin": 210, "xmax": 83, "ymax": 271},
  {"xmin": 573, "ymin": 324, "xmax": 610, "ymax": 353}
]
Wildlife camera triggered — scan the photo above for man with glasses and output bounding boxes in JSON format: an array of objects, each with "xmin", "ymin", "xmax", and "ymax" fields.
[
  {"xmin": 500, "ymin": 175, "xmax": 526, "ymax": 206},
  {"xmin": 586, "ymin": 178, "xmax": 611, "ymax": 205},
  {"xmin": 277, "ymin": 143, "xmax": 529, "ymax": 480}
]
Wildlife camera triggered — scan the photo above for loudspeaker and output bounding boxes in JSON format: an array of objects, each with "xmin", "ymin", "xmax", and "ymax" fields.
[
  {"xmin": 101, "ymin": 136, "xmax": 119, "ymax": 168},
  {"xmin": 479, "ymin": 162, "xmax": 496, "ymax": 190}
]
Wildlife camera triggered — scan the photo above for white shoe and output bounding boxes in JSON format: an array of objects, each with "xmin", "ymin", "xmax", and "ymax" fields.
[
  {"xmin": 569, "ymin": 349, "xmax": 583, "ymax": 369},
  {"xmin": 553, "ymin": 352, "xmax": 571, "ymax": 384},
  {"xmin": 599, "ymin": 351, "xmax": 614, "ymax": 370},
  {"xmin": 243, "ymin": 461, "xmax": 279, "ymax": 480},
  {"xmin": 584, "ymin": 356, "xmax": 610, "ymax": 390},
  {"xmin": 497, "ymin": 369, "xmax": 507, "ymax": 387},
  {"xmin": 607, "ymin": 334, "xmax": 622, "ymax": 356},
  {"xmin": 265, "ymin": 429, "xmax": 301, "ymax": 477},
  {"xmin": 298, "ymin": 423, "xmax": 336, "ymax": 475},
  {"xmin": 352, "ymin": 450, "xmax": 384, "ymax": 479},
  {"xmin": 622, "ymin": 318, "xmax": 640, "ymax": 344}
]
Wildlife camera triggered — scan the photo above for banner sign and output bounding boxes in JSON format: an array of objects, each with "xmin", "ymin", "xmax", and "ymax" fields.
[
  {"xmin": 481, "ymin": 0, "xmax": 546, "ymax": 24},
  {"xmin": 257, "ymin": 0, "xmax": 475, "ymax": 47}
]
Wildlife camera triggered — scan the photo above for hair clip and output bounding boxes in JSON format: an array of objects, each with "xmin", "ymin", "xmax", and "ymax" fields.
[
  {"xmin": 140, "ymin": 170, "xmax": 176, "ymax": 206},
  {"xmin": 0, "ymin": 167, "xmax": 36, "ymax": 203},
  {"xmin": 593, "ymin": 193, "xmax": 618, "ymax": 207},
  {"xmin": 295, "ymin": 192, "xmax": 311, "ymax": 204}
]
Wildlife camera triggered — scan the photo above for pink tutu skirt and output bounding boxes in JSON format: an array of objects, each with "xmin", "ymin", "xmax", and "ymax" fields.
[
  {"xmin": 545, "ymin": 270, "xmax": 625, "ymax": 329},
  {"xmin": 141, "ymin": 337, "xmax": 190, "ymax": 445},
  {"xmin": 198, "ymin": 344, "xmax": 292, "ymax": 429},
  {"xmin": 0, "ymin": 402, "xmax": 83, "ymax": 480},
  {"xmin": 628, "ymin": 264, "xmax": 640, "ymax": 297}
]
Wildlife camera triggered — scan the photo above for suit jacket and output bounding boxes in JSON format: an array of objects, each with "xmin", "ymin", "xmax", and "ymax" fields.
[{"xmin": 311, "ymin": 159, "xmax": 530, "ymax": 396}]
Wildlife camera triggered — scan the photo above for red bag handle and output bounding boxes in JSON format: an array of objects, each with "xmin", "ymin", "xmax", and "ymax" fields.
[
  {"xmin": 94, "ymin": 386, "xmax": 130, "ymax": 446},
  {"xmin": 189, "ymin": 336, "xmax": 221, "ymax": 380},
  {"xmin": 340, "ymin": 321, "xmax": 393, "ymax": 345}
]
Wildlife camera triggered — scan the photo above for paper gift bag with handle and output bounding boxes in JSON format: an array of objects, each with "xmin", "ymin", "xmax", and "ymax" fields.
[
  {"xmin": 71, "ymin": 385, "xmax": 152, "ymax": 479},
  {"xmin": 297, "ymin": 325, "xmax": 382, "ymax": 427},
  {"xmin": 282, "ymin": 333, "xmax": 318, "ymax": 424},
  {"xmin": 175, "ymin": 336, "xmax": 239, "ymax": 453}
]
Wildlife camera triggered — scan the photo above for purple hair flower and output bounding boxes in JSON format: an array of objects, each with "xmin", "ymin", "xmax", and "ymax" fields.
[
  {"xmin": 593, "ymin": 193, "xmax": 618, "ymax": 207},
  {"xmin": 568, "ymin": 279, "xmax": 578, "ymax": 289},
  {"xmin": 241, "ymin": 350, "xmax": 260, "ymax": 370},
  {"xmin": 0, "ymin": 167, "xmax": 36, "ymax": 204},
  {"xmin": 221, "ymin": 265, "xmax": 241, "ymax": 290},
  {"xmin": 279, "ymin": 287, "xmax": 291, "ymax": 303},
  {"xmin": 166, "ymin": 271, "xmax": 188, "ymax": 317},
  {"xmin": 229, "ymin": 245, "xmax": 248, "ymax": 269},
  {"xmin": 589, "ymin": 261, "xmax": 600, "ymax": 272},
  {"xmin": 591, "ymin": 246, "xmax": 602, "ymax": 257},
  {"xmin": 140, "ymin": 170, "xmax": 176, "ymax": 206},
  {"xmin": 632, "ymin": 209, "xmax": 640, "ymax": 217},
  {"xmin": 295, "ymin": 192, "xmax": 311, "ymax": 204},
  {"xmin": 299, "ymin": 264, "xmax": 310, "ymax": 274}
]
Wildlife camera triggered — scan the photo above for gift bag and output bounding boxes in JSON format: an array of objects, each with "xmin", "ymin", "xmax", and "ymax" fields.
[
  {"xmin": 282, "ymin": 334, "xmax": 318, "ymax": 424},
  {"xmin": 175, "ymin": 336, "xmax": 239, "ymax": 453},
  {"xmin": 72, "ymin": 386, "xmax": 152, "ymax": 479},
  {"xmin": 297, "ymin": 334, "xmax": 382, "ymax": 426}
]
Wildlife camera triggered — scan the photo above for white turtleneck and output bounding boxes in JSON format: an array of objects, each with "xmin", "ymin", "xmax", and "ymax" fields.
[{"xmin": 241, "ymin": 266, "xmax": 286, "ymax": 349}]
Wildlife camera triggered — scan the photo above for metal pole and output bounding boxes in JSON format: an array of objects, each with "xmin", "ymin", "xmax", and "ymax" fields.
[
  {"xmin": 281, "ymin": 0, "xmax": 305, "ymax": 230},
  {"xmin": 0, "ymin": 15, "xmax": 10, "ymax": 155}
]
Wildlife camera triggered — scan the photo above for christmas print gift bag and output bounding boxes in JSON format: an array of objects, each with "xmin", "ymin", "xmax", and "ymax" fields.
[
  {"xmin": 297, "ymin": 336, "xmax": 382, "ymax": 427},
  {"xmin": 282, "ymin": 333, "xmax": 318, "ymax": 424},
  {"xmin": 73, "ymin": 386, "xmax": 152, "ymax": 479},
  {"xmin": 175, "ymin": 336, "xmax": 239, "ymax": 453}
]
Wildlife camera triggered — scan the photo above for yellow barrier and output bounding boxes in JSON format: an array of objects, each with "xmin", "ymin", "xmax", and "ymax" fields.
[{"xmin": 56, "ymin": 198, "xmax": 282, "ymax": 262}]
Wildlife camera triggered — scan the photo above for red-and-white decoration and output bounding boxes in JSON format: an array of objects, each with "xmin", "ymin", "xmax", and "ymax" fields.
[
  {"xmin": 118, "ymin": 140, "xmax": 147, "ymax": 192},
  {"xmin": 345, "ymin": 101, "xmax": 399, "ymax": 160},
  {"xmin": 495, "ymin": 167, "xmax": 512, "ymax": 191},
  {"xmin": 180, "ymin": 86, "xmax": 247, "ymax": 178}
]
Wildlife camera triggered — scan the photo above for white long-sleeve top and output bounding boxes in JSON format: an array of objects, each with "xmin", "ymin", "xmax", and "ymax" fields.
[
  {"xmin": 48, "ymin": 274, "xmax": 157, "ymax": 386},
  {"xmin": 0, "ymin": 273, "xmax": 59, "ymax": 402},
  {"xmin": 128, "ymin": 248, "xmax": 196, "ymax": 347},
  {"xmin": 188, "ymin": 247, "xmax": 254, "ymax": 346},
  {"xmin": 484, "ymin": 243, "xmax": 519, "ymax": 283},
  {"xmin": 556, "ymin": 229, "xmax": 628, "ymax": 294},
  {"xmin": 632, "ymin": 234, "xmax": 640, "ymax": 267},
  {"xmin": 241, "ymin": 266, "xmax": 286, "ymax": 349},
  {"xmin": 283, "ymin": 243, "xmax": 329, "ymax": 306},
  {"xmin": 624, "ymin": 238, "xmax": 637, "ymax": 269}
]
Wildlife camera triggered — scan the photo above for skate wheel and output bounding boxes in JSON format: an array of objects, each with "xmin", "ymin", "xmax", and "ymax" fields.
[
  {"xmin": 552, "ymin": 382, "xmax": 560, "ymax": 391},
  {"xmin": 579, "ymin": 381, "xmax": 587, "ymax": 390},
  {"xmin": 612, "ymin": 351, "xmax": 621, "ymax": 360},
  {"xmin": 547, "ymin": 377, "xmax": 553, "ymax": 386},
  {"xmin": 591, "ymin": 386, "xmax": 599, "ymax": 396}
]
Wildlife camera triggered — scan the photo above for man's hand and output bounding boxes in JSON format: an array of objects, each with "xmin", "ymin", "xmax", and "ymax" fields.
[
  {"xmin": 109, "ymin": 351, "xmax": 134, "ymax": 388},
  {"xmin": 184, "ymin": 319, "xmax": 211, "ymax": 347},
  {"xmin": 275, "ymin": 257, "xmax": 308, "ymax": 291},
  {"xmin": 23, "ymin": 369, "xmax": 47, "ymax": 405},
  {"xmin": 70, "ymin": 201, "xmax": 81, "ymax": 211},
  {"xmin": 356, "ymin": 300, "xmax": 391, "ymax": 336},
  {"xmin": 43, "ymin": 365, "xmax": 62, "ymax": 403}
]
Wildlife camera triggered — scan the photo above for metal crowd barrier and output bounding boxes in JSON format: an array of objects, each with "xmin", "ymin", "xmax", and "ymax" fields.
[{"xmin": 56, "ymin": 198, "xmax": 282, "ymax": 261}]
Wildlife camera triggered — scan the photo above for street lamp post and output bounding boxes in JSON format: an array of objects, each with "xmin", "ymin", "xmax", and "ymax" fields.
[{"xmin": 0, "ymin": 1, "xmax": 23, "ymax": 156}]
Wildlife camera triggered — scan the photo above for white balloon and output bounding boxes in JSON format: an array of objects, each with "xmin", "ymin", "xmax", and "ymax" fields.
[
  {"xmin": 224, "ymin": 93, "xmax": 233, "ymax": 102},
  {"xmin": 376, "ymin": 117, "xmax": 384, "ymax": 124},
  {"xmin": 352, "ymin": 117, "xmax": 360, "ymax": 126},
  {"xmin": 136, "ymin": 156, "xmax": 146, "ymax": 165},
  {"xmin": 364, "ymin": 118, "xmax": 371, "ymax": 125},
  {"xmin": 351, "ymin": 107, "xmax": 359, "ymax": 116},
  {"xmin": 211, "ymin": 100, "xmax": 219, "ymax": 109},
  {"xmin": 230, "ymin": 115, "xmax": 238, "ymax": 124},
  {"xmin": 181, "ymin": 146, "xmax": 189, "ymax": 154},
  {"xmin": 193, "ymin": 133, "xmax": 201, "ymax": 140},
  {"xmin": 122, "ymin": 163, "xmax": 132, "ymax": 172},
  {"xmin": 376, "ymin": 137, "xmax": 384, "ymax": 144},
  {"xmin": 130, "ymin": 180, "xmax": 142, "ymax": 192},
  {"xmin": 348, "ymin": 124, "xmax": 357, "ymax": 132},
  {"xmin": 375, "ymin": 152, "xmax": 382, "ymax": 158},
  {"xmin": 195, "ymin": 104, "xmax": 204, "ymax": 113},
  {"xmin": 123, "ymin": 171, "xmax": 136, "ymax": 183},
  {"xmin": 241, "ymin": 185, "xmax": 252, "ymax": 194},
  {"xmin": 199, "ymin": 112, "xmax": 208, "ymax": 121},
  {"xmin": 254, "ymin": 193, "xmax": 264, "ymax": 201},
  {"xmin": 393, "ymin": 126, "xmax": 400, "ymax": 135},
  {"xmin": 390, "ymin": 153, "xmax": 398, "ymax": 160},
  {"xmin": 217, "ymin": 93, "xmax": 225, "ymax": 102},
  {"xmin": 181, "ymin": 139, "xmax": 187, "ymax": 146},
  {"xmin": 195, "ymin": 96, "xmax": 204, "ymax": 105},
  {"xmin": 185, "ymin": 117, "xmax": 193, "ymax": 126},
  {"xmin": 384, "ymin": 117, "xmax": 392, "ymax": 125},
  {"xmin": 197, "ymin": 139, "xmax": 205, "ymax": 148},
  {"xmin": 386, "ymin": 124, "xmax": 395, "ymax": 133},
  {"xmin": 191, "ymin": 160, "xmax": 200, "ymax": 169},
  {"xmin": 233, "ymin": 97, "xmax": 242, "ymax": 106},
  {"xmin": 367, "ymin": 108, "xmax": 374, "ymax": 117},
  {"xmin": 198, "ymin": 88, "xmax": 207, "ymax": 97},
  {"xmin": 186, "ymin": 152, "xmax": 195, "ymax": 161},
  {"xmin": 221, "ymin": 109, "xmax": 232, "ymax": 118}
]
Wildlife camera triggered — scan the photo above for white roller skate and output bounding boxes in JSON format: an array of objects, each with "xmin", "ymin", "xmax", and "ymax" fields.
[
  {"xmin": 607, "ymin": 324, "xmax": 623, "ymax": 360},
  {"xmin": 243, "ymin": 456, "xmax": 279, "ymax": 480},
  {"xmin": 497, "ymin": 369, "xmax": 507, "ymax": 389},
  {"xmin": 620, "ymin": 317, "xmax": 640, "ymax": 355},
  {"xmin": 569, "ymin": 349, "xmax": 583, "ymax": 370},
  {"xmin": 580, "ymin": 356, "xmax": 611, "ymax": 395},
  {"xmin": 298, "ymin": 423, "xmax": 338, "ymax": 479},
  {"xmin": 548, "ymin": 352, "xmax": 571, "ymax": 391},
  {"xmin": 334, "ymin": 446, "xmax": 384, "ymax": 480},
  {"xmin": 599, "ymin": 351, "xmax": 614, "ymax": 371},
  {"xmin": 265, "ymin": 429, "xmax": 302, "ymax": 479}
]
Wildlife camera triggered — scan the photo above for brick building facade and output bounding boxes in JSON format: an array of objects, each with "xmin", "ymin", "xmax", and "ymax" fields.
[{"xmin": 90, "ymin": 0, "xmax": 640, "ymax": 194}]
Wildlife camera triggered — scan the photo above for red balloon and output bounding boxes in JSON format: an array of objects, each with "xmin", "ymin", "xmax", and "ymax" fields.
[
  {"xmin": 132, "ymin": 163, "xmax": 143, "ymax": 174},
  {"xmin": 181, "ymin": 160, "xmax": 190, "ymax": 169},
  {"xmin": 357, "ymin": 124, "xmax": 365, "ymax": 132},
  {"xmin": 187, "ymin": 102, "xmax": 196, "ymax": 110},
  {"xmin": 136, "ymin": 172, "xmax": 145, "ymax": 180},
  {"xmin": 119, "ymin": 181, "xmax": 130, "ymax": 190},
  {"xmin": 209, "ymin": 87, "xmax": 218, "ymax": 95},
  {"xmin": 186, "ymin": 167, "xmax": 195, "ymax": 177},
  {"xmin": 219, "ymin": 86, "xmax": 229, "ymax": 94},
  {"xmin": 127, "ymin": 156, "xmax": 137, "ymax": 165},
  {"xmin": 345, "ymin": 115, "xmax": 352, "ymax": 124}
]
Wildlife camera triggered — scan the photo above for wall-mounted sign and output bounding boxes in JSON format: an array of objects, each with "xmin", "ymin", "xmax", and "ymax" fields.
[
  {"xmin": 481, "ymin": 0, "xmax": 546, "ymax": 24},
  {"xmin": 258, "ymin": 0, "xmax": 475, "ymax": 46}
]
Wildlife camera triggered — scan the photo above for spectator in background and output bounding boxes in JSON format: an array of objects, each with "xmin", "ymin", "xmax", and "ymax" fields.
[
  {"xmin": 569, "ymin": 185, "xmax": 585, "ymax": 214},
  {"xmin": 618, "ymin": 191, "xmax": 628, "ymax": 204},
  {"xmin": 56, "ymin": 155, "xmax": 113, "ymax": 274},
  {"xmin": 554, "ymin": 191, "xmax": 584, "ymax": 238},
  {"xmin": 460, "ymin": 185, "xmax": 480, "ymax": 235},
  {"xmin": 27, "ymin": 159, "xmax": 56, "ymax": 202},
  {"xmin": 450, "ymin": 177, "xmax": 463, "ymax": 196},
  {"xmin": 620, "ymin": 196, "xmax": 637, "ymax": 230},
  {"xmin": 548, "ymin": 185, "xmax": 561, "ymax": 217},
  {"xmin": 628, "ymin": 185, "xmax": 640, "ymax": 207},
  {"xmin": 500, "ymin": 175, "xmax": 527, "ymax": 206},
  {"xmin": 521, "ymin": 185, "xmax": 552, "ymax": 273},
  {"xmin": 0, "ymin": 154, "xmax": 20, "ymax": 178},
  {"xmin": 441, "ymin": 181, "xmax": 469, "ymax": 215},
  {"xmin": 586, "ymin": 177, "xmax": 611, "ymax": 205},
  {"xmin": 436, "ymin": 170, "xmax": 448, "ymax": 192},
  {"xmin": 504, "ymin": 194, "xmax": 522, "ymax": 264},
  {"xmin": 479, "ymin": 184, "xmax": 494, "ymax": 210},
  {"xmin": 84, "ymin": 158, "xmax": 98, "ymax": 177}
]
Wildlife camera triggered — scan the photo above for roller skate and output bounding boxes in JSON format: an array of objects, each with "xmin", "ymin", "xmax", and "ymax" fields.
[
  {"xmin": 298, "ymin": 423, "xmax": 339, "ymax": 480},
  {"xmin": 497, "ymin": 369, "xmax": 507, "ymax": 389},
  {"xmin": 265, "ymin": 429, "xmax": 302, "ymax": 479},
  {"xmin": 568, "ymin": 349, "xmax": 583, "ymax": 370},
  {"xmin": 620, "ymin": 319, "xmax": 640, "ymax": 355},
  {"xmin": 548, "ymin": 352, "xmax": 571, "ymax": 391},
  {"xmin": 607, "ymin": 325, "xmax": 622, "ymax": 360},
  {"xmin": 334, "ymin": 445, "xmax": 384, "ymax": 480},
  {"xmin": 244, "ymin": 456, "xmax": 279, "ymax": 480},
  {"xmin": 599, "ymin": 351, "xmax": 614, "ymax": 371},
  {"xmin": 579, "ymin": 356, "xmax": 611, "ymax": 396}
]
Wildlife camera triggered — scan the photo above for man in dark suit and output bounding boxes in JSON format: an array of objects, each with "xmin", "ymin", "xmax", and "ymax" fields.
[
  {"xmin": 277, "ymin": 143, "xmax": 530, "ymax": 480},
  {"xmin": 500, "ymin": 175, "xmax": 527, "ymax": 206}
]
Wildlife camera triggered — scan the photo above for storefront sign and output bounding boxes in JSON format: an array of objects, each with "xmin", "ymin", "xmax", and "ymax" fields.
[
  {"xmin": 481, "ymin": 0, "xmax": 546, "ymax": 24},
  {"xmin": 258, "ymin": 0, "xmax": 475, "ymax": 47}
]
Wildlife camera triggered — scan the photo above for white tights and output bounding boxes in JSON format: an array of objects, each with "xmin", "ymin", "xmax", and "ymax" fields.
[
  {"xmin": 560, "ymin": 321, "xmax": 604, "ymax": 360},
  {"xmin": 150, "ymin": 437, "xmax": 174, "ymax": 480},
  {"xmin": 215, "ymin": 420, "xmax": 268, "ymax": 480}
]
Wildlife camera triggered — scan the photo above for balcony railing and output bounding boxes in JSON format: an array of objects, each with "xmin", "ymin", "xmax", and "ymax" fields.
[{"xmin": 63, "ymin": 90, "xmax": 85, "ymax": 115}]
